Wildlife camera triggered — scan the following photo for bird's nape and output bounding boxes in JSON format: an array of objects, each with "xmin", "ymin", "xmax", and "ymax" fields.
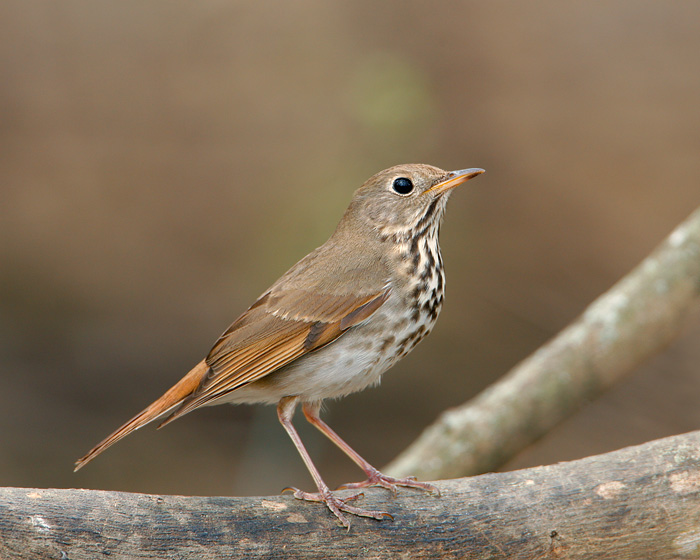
[{"xmin": 75, "ymin": 163, "xmax": 484, "ymax": 526}]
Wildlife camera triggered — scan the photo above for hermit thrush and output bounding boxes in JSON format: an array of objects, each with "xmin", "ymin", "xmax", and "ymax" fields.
[{"xmin": 75, "ymin": 163, "xmax": 484, "ymax": 526}]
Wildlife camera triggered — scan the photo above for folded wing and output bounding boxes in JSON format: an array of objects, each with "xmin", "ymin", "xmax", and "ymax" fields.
[{"xmin": 74, "ymin": 285, "xmax": 389, "ymax": 470}]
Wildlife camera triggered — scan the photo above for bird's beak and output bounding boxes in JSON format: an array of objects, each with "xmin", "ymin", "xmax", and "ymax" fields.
[{"xmin": 424, "ymin": 168, "xmax": 485, "ymax": 195}]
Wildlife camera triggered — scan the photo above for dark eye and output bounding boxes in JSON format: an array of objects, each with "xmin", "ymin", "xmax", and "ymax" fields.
[{"xmin": 392, "ymin": 177, "xmax": 414, "ymax": 195}]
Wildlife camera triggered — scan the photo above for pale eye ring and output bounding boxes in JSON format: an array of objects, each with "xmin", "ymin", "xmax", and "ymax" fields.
[{"xmin": 392, "ymin": 177, "xmax": 414, "ymax": 195}]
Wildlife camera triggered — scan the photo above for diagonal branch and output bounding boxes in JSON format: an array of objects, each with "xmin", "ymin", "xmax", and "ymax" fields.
[
  {"xmin": 5, "ymin": 209, "xmax": 700, "ymax": 558},
  {"xmin": 386, "ymin": 205, "xmax": 700, "ymax": 480},
  {"xmin": 2, "ymin": 431, "xmax": 700, "ymax": 559}
]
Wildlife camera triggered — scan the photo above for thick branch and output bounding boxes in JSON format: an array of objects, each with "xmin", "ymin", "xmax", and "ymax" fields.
[
  {"xmin": 2, "ymin": 431, "xmax": 700, "ymax": 559},
  {"xmin": 386, "ymin": 205, "xmax": 700, "ymax": 480}
]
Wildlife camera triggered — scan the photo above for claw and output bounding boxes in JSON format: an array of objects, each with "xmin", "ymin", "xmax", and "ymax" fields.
[
  {"xmin": 277, "ymin": 400, "xmax": 436, "ymax": 527},
  {"xmin": 283, "ymin": 486, "xmax": 390, "ymax": 527},
  {"xmin": 339, "ymin": 479, "xmax": 398, "ymax": 495},
  {"xmin": 338, "ymin": 471, "xmax": 439, "ymax": 497}
]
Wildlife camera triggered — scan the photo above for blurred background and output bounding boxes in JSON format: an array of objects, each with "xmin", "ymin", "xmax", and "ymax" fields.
[{"xmin": 2, "ymin": 1, "xmax": 700, "ymax": 497}]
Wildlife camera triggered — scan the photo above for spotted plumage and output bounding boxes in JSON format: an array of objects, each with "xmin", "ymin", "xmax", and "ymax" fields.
[{"xmin": 75, "ymin": 163, "xmax": 484, "ymax": 527}]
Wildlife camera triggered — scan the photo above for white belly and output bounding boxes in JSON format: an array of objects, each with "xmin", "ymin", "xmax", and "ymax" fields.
[
  {"xmin": 217, "ymin": 294, "xmax": 439, "ymax": 406},
  {"xmin": 217, "ymin": 235, "xmax": 445, "ymax": 406}
]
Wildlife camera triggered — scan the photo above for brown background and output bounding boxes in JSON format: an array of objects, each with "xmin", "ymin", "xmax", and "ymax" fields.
[{"xmin": 1, "ymin": 2, "xmax": 699, "ymax": 497}]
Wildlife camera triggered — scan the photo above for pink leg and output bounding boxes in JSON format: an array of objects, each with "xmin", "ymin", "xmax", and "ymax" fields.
[
  {"xmin": 276, "ymin": 396, "xmax": 393, "ymax": 527},
  {"xmin": 302, "ymin": 402, "xmax": 440, "ymax": 496}
]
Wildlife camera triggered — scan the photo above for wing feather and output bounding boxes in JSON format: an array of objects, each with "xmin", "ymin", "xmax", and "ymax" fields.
[{"xmin": 159, "ymin": 287, "xmax": 390, "ymax": 424}]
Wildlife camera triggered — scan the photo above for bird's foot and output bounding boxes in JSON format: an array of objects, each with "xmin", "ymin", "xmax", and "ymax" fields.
[
  {"xmin": 338, "ymin": 469, "xmax": 441, "ymax": 497},
  {"xmin": 282, "ymin": 486, "xmax": 393, "ymax": 528}
]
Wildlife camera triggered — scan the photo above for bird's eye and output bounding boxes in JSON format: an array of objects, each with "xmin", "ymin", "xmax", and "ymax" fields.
[{"xmin": 392, "ymin": 177, "xmax": 414, "ymax": 195}]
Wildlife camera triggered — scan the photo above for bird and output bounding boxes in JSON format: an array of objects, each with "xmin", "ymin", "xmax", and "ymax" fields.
[{"xmin": 75, "ymin": 163, "xmax": 485, "ymax": 527}]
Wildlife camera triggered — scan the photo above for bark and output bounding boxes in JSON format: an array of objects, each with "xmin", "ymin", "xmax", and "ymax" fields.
[
  {"xmin": 386, "ymin": 205, "xmax": 700, "ymax": 480},
  {"xmin": 2, "ymin": 431, "xmax": 700, "ymax": 559}
]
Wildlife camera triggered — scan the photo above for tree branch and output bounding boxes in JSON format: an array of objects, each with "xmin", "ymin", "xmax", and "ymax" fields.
[
  {"xmin": 2, "ymin": 431, "xmax": 700, "ymax": 559},
  {"xmin": 386, "ymin": 205, "xmax": 700, "ymax": 480}
]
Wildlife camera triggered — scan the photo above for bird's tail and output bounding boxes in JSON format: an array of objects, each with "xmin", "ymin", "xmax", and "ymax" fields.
[{"xmin": 74, "ymin": 359, "xmax": 209, "ymax": 471}]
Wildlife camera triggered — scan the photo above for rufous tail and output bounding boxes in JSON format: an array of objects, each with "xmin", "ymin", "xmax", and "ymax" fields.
[{"xmin": 74, "ymin": 359, "xmax": 209, "ymax": 471}]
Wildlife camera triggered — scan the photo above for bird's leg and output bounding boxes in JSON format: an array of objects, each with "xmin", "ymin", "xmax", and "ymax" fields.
[
  {"xmin": 276, "ymin": 396, "xmax": 393, "ymax": 527},
  {"xmin": 302, "ymin": 402, "xmax": 440, "ymax": 496}
]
